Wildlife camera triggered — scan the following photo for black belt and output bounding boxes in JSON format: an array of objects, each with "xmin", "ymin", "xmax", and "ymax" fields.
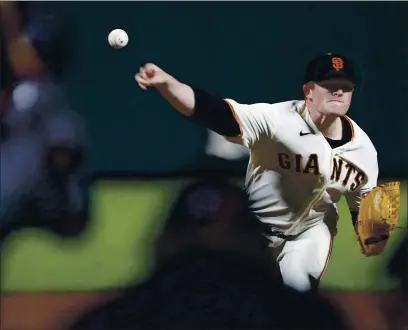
[{"xmin": 270, "ymin": 231, "xmax": 296, "ymax": 239}]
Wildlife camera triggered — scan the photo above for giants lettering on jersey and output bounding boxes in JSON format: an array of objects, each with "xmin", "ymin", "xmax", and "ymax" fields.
[
  {"xmin": 330, "ymin": 156, "xmax": 365, "ymax": 192},
  {"xmin": 278, "ymin": 153, "xmax": 320, "ymax": 175},
  {"xmin": 278, "ymin": 153, "xmax": 365, "ymax": 192}
]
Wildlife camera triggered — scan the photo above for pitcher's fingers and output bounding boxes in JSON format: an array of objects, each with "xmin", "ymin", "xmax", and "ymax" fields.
[
  {"xmin": 138, "ymin": 83, "xmax": 147, "ymax": 90},
  {"xmin": 135, "ymin": 74, "xmax": 150, "ymax": 86},
  {"xmin": 139, "ymin": 67, "xmax": 150, "ymax": 80},
  {"xmin": 145, "ymin": 66, "xmax": 156, "ymax": 78}
]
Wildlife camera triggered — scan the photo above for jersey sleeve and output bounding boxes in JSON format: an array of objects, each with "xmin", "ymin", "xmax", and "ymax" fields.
[
  {"xmin": 224, "ymin": 99, "xmax": 278, "ymax": 148},
  {"xmin": 346, "ymin": 153, "xmax": 379, "ymax": 214}
]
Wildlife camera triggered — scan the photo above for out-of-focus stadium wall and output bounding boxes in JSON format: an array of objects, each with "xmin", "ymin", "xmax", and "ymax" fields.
[{"xmin": 58, "ymin": 2, "xmax": 408, "ymax": 177}]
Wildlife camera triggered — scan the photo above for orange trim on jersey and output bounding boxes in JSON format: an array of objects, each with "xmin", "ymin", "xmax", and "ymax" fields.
[
  {"xmin": 317, "ymin": 235, "xmax": 333, "ymax": 280},
  {"xmin": 343, "ymin": 115, "xmax": 355, "ymax": 141},
  {"xmin": 224, "ymin": 99, "xmax": 244, "ymax": 137}
]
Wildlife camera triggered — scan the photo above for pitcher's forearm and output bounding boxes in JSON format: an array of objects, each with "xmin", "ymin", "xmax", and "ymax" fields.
[
  {"xmin": 135, "ymin": 64, "xmax": 240, "ymax": 137},
  {"xmin": 156, "ymin": 76, "xmax": 195, "ymax": 117}
]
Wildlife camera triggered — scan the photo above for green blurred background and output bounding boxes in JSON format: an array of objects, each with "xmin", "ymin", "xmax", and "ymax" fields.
[
  {"xmin": 2, "ymin": 178, "xmax": 407, "ymax": 293},
  {"xmin": 2, "ymin": 2, "xmax": 407, "ymax": 294}
]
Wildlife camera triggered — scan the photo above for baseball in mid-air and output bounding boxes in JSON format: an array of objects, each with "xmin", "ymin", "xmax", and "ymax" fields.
[{"xmin": 108, "ymin": 29, "xmax": 129, "ymax": 49}]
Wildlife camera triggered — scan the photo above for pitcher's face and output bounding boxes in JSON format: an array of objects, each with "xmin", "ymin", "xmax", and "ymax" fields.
[{"xmin": 304, "ymin": 79, "xmax": 354, "ymax": 117}]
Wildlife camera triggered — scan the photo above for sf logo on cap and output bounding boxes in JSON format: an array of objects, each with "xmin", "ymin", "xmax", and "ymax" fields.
[{"xmin": 332, "ymin": 57, "xmax": 344, "ymax": 71}]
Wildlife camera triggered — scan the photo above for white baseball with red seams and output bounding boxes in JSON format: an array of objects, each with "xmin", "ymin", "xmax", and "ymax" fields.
[{"xmin": 108, "ymin": 29, "xmax": 129, "ymax": 49}]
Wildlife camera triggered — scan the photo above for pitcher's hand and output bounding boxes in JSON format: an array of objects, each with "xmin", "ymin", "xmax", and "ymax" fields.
[{"xmin": 135, "ymin": 63, "xmax": 170, "ymax": 91}]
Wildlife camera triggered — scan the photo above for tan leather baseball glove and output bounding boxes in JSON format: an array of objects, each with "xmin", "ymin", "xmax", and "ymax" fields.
[{"xmin": 355, "ymin": 181, "xmax": 400, "ymax": 256}]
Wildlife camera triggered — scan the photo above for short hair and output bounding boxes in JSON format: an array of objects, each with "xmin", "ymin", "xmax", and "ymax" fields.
[{"xmin": 305, "ymin": 81, "xmax": 315, "ymax": 90}]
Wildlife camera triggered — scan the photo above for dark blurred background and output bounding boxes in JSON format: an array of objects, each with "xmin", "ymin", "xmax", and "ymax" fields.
[{"xmin": 1, "ymin": 2, "xmax": 408, "ymax": 330}]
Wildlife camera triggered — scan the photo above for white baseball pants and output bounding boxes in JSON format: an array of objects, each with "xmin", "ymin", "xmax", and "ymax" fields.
[{"xmin": 272, "ymin": 222, "xmax": 333, "ymax": 292}]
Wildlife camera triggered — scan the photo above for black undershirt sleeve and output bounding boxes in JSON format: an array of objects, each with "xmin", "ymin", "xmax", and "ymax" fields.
[
  {"xmin": 350, "ymin": 211, "xmax": 358, "ymax": 230},
  {"xmin": 186, "ymin": 88, "xmax": 241, "ymax": 137}
]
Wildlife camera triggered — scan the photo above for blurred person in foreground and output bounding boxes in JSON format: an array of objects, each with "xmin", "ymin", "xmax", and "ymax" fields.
[
  {"xmin": 70, "ymin": 179, "xmax": 346, "ymax": 330},
  {"xmin": 384, "ymin": 232, "xmax": 408, "ymax": 329},
  {"xmin": 0, "ymin": 2, "xmax": 87, "ymax": 243}
]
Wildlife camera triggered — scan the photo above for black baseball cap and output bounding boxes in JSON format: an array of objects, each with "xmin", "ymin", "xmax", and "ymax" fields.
[{"xmin": 304, "ymin": 53, "xmax": 361, "ymax": 86}]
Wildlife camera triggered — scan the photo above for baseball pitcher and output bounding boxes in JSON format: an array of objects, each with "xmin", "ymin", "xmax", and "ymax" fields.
[{"xmin": 135, "ymin": 54, "xmax": 400, "ymax": 291}]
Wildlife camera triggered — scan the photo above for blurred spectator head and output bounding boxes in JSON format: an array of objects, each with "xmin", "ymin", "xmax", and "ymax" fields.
[
  {"xmin": 155, "ymin": 178, "xmax": 269, "ymax": 265},
  {"xmin": 165, "ymin": 178, "xmax": 252, "ymax": 231},
  {"xmin": 11, "ymin": 2, "xmax": 72, "ymax": 78}
]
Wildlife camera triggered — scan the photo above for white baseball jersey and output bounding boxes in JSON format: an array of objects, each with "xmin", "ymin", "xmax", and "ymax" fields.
[{"xmin": 224, "ymin": 99, "xmax": 378, "ymax": 246}]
